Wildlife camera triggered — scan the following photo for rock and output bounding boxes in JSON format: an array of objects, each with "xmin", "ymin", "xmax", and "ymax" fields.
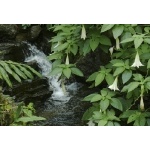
[
  {"xmin": 4, "ymin": 78, "xmax": 52, "ymax": 104},
  {"xmin": 0, "ymin": 42, "xmax": 27, "ymax": 62},
  {"xmin": 0, "ymin": 25, "xmax": 18, "ymax": 41},
  {"xmin": 76, "ymin": 48, "xmax": 110, "ymax": 81},
  {"xmin": 29, "ymin": 25, "xmax": 42, "ymax": 41}
]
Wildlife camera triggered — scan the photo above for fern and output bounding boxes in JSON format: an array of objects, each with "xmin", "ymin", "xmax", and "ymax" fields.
[{"xmin": 0, "ymin": 60, "xmax": 42, "ymax": 87}]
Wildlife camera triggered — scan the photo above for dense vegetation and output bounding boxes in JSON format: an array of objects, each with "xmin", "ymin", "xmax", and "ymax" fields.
[
  {"xmin": 48, "ymin": 24, "xmax": 150, "ymax": 126},
  {"xmin": 1, "ymin": 24, "xmax": 150, "ymax": 126}
]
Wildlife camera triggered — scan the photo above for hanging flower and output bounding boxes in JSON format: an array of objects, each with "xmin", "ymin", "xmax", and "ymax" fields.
[
  {"xmin": 140, "ymin": 96, "xmax": 145, "ymax": 111},
  {"xmin": 108, "ymin": 76, "xmax": 119, "ymax": 91},
  {"xmin": 87, "ymin": 120, "xmax": 95, "ymax": 126},
  {"xmin": 116, "ymin": 38, "xmax": 120, "ymax": 50},
  {"xmin": 109, "ymin": 46, "xmax": 114, "ymax": 55},
  {"xmin": 81, "ymin": 25, "xmax": 86, "ymax": 40},
  {"xmin": 131, "ymin": 51, "xmax": 144, "ymax": 68},
  {"xmin": 65, "ymin": 54, "xmax": 69, "ymax": 65}
]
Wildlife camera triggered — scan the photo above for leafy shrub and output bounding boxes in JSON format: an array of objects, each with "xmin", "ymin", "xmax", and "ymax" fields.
[{"xmin": 49, "ymin": 24, "xmax": 150, "ymax": 126}]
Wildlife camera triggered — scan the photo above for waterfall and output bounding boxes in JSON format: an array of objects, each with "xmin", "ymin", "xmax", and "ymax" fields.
[{"xmin": 24, "ymin": 43, "xmax": 73, "ymax": 103}]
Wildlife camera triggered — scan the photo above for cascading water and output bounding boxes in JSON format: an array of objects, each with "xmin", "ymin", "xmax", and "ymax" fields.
[{"xmin": 24, "ymin": 42, "xmax": 81, "ymax": 104}]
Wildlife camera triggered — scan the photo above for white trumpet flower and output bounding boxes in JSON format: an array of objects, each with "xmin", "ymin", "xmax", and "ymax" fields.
[
  {"xmin": 108, "ymin": 76, "xmax": 119, "ymax": 91},
  {"xmin": 65, "ymin": 54, "xmax": 69, "ymax": 65},
  {"xmin": 131, "ymin": 51, "xmax": 144, "ymax": 68},
  {"xmin": 109, "ymin": 46, "xmax": 114, "ymax": 55},
  {"xmin": 140, "ymin": 96, "xmax": 145, "ymax": 111},
  {"xmin": 81, "ymin": 25, "xmax": 86, "ymax": 40}
]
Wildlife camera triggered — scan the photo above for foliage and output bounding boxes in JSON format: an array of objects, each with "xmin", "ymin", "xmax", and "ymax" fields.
[
  {"xmin": 0, "ymin": 88, "xmax": 45, "ymax": 126},
  {"xmin": 21, "ymin": 24, "xmax": 31, "ymax": 29},
  {"xmin": 49, "ymin": 24, "xmax": 150, "ymax": 126},
  {"xmin": 0, "ymin": 60, "xmax": 42, "ymax": 87}
]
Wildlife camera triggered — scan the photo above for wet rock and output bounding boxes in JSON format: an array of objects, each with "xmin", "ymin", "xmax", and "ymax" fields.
[
  {"xmin": 0, "ymin": 42, "xmax": 27, "ymax": 62},
  {"xmin": 29, "ymin": 25, "xmax": 42, "ymax": 41},
  {"xmin": 76, "ymin": 49, "xmax": 110, "ymax": 80},
  {"xmin": 0, "ymin": 24, "xmax": 18, "ymax": 41},
  {"xmin": 5, "ymin": 78, "xmax": 52, "ymax": 104}
]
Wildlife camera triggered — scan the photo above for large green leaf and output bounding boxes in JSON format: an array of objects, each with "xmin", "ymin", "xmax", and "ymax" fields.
[
  {"xmin": 120, "ymin": 110, "xmax": 136, "ymax": 118},
  {"xmin": 98, "ymin": 120, "xmax": 108, "ymax": 126},
  {"xmin": 63, "ymin": 67, "xmax": 71, "ymax": 79},
  {"xmin": 122, "ymin": 70, "xmax": 132, "ymax": 84},
  {"xmin": 86, "ymin": 72, "xmax": 99, "ymax": 82},
  {"xmin": 105, "ymin": 73, "xmax": 114, "ymax": 85},
  {"xmin": 127, "ymin": 114, "xmax": 137, "ymax": 124},
  {"xmin": 49, "ymin": 67, "xmax": 63, "ymax": 76},
  {"xmin": 91, "ymin": 94, "xmax": 102, "ymax": 102},
  {"xmin": 113, "ymin": 67, "xmax": 125, "ymax": 76},
  {"xmin": 90, "ymin": 37, "xmax": 99, "ymax": 51},
  {"xmin": 110, "ymin": 98, "xmax": 123, "ymax": 111},
  {"xmin": 144, "ymin": 38, "xmax": 150, "ymax": 44},
  {"xmin": 83, "ymin": 93, "xmax": 97, "ymax": 101},
  {"xmin": 99, "ymin": 35, "xmax": 111, "ymax": 46},
  {"xmin": 101, "ymin": 24, "xmax": 114, "ymax": 33},
  {"xmin": 100, "ymin": 99, "xmax": 110, "ymax": 111},
  {"xmin": 16, "ymin": 116, "xmax": 46, "ymax": 123},
  {"xmin": 71, "ymin": 67, "xmax": 84, "ymax": 77},
  {"xmin": 120, "ymin": 38, "xmax": 134, "ymax": 43},
  {"xmin": 95, "ymin": 73, "xmax": 105, "ymax": 86},
  {"xmin": 112, "ymin": 25, "xmax": 124, "ymax": 39},
  {"xmin": 128, "ymin": 82, "xmax": 140, "ymax": 92},
  {"xmin": 134, "ymin": 37, "xmax": 143, "ymax": 49},
  {"xmin": 83, "ymin": 39, "xmax": 91, "ymax": 56}
]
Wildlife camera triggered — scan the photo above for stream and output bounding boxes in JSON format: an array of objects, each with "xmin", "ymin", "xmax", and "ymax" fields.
[{"xmin": 23, "ymin": 43, "xmax": 91, "ymax": 126}]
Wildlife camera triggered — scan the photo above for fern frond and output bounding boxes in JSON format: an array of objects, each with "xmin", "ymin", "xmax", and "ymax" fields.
[{"xmin": 0, "ymin": 60, "xmax": 42, "ymax": 87}]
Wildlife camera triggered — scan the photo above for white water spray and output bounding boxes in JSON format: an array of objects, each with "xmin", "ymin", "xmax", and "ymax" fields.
[{"xmin": 24, "ymin": 43, "xmax": 81, "ymax": 103}]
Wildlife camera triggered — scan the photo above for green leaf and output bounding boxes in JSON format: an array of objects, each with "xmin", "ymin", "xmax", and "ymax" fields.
[
  {"xmin": 83, "ymin": 93, "xmax": 97, "ymax": 101},
  {"xmin": 91, "ymin": 94, "xmax": 102, "ymax": 102},
  {"xmin": 113, "ymin": 122, "xmax": 120, "ymax": 126},
  {"xmin": 113, "ymin": 67, "xmax": 125, "ymax": 76},
  {"xmin": 11, "ymin": 72, "xmax": 21, "ymax": 83},
  {"xmin": 147, "ymin": 59, "xmax": 150, "ymax": 69},
  {"xmin": 71, "ymin": 67, "xmax": 84, "ymax": 77},
  {"xmin": 128, "ymin": 82, "xmax": 140, "ymax": 92},
  {"xmin": 112, "ymin": 25, "xmax": 124, "ymax": 39},
  {"xmin": 86, "ymin": 72, "xmax": 99, "ymax": 82},
  {"xmin": 144, "ymin": 38, "xmax": 150, "ymax": 44},
  {"xmin": 99, "ymin": 35, "xmax": 111, "ymax": 46},
  {"xmin": 49, "ymin": 67, "xmax": 63, "ymax": 76},
  {"xmin": 107, "ymin": 121, "xmax": 114, "ymax": 126},
  {"xmin": 71, "ymin": 44, "xmax": 78, "ymax": 55},
  {"xmin": 83, "ymin": 39, "xmax": 91, "ymax": 56},
  {"xmin": 134, "ymin": 37, "xmax": 143, "ymax": 49},
  {"xmin": 10, "ymin": 64, "xmax": 28, "ymax": 79},
  {"xmin": 90, "ymin": 37, "xmax": 99, "ymax": 51},
  {"xmin": 139, "ymin": 115, "xmax": 146, "ymax": 126},
  {"xmin": 100, "ymin": 99, "xmax": 110, "ymax": 111},
  {"xmin": 101, "ymin": 24, "xmax": 114, "ymax": 33},
  {"xmin": 110, "ymin": 98, "xmax": 123, "ymax": 111},
  {"xmin": 98, "ymin": 120, "xmax": 108, "ymax": 126},
  {"xmin": 127, "ymin": 114, "xmax": 137, "ymax": 124},
  {"xmin": 16, "ymin": 116, "xmax": 46, "ymax": 123},
  {"xmin": 122, "ymin": 70, "xmax": 132, "ymax": 84},
  {"xmin": 120, "ymin": 38, "xmax": 134, "ymax": 43},
  {"xmin": 146, "ymin": 82, "xmax": 150, "ymax": 90},
  {"xmin": 93, "ymin": 111, "xmax": 103, "ymax": 120},
  {"xmin": 105, "ymin": 73, "xmax": 114, "ymax": 85},
  {"xmin": 63, "ymin": 67, "xmax": 71, "ymax": 79},
  {"xmin": 120, "ymin": 110, "xmax": 136, "ymax": 118},
  {"xmin": 0, "ymin": 66, "xmax": 12, "ymax": 87},
  {"xmin": 95, "ymin": 73, "xmax": 105, "ymax": 86}
]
